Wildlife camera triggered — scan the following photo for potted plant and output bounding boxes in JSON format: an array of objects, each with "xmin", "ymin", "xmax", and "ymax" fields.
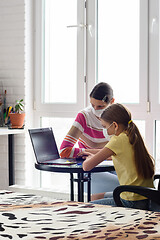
[{"xmin": 9, "ymin": 99, "xmax": 25, "ymax": 128}]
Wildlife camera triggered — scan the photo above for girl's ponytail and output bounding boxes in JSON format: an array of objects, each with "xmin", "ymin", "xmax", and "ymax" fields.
[
  {"xmin": 127, "ymin": 121, "xmax": 138, "ymax": 147},
  {"xmin": 126, "ymin": 121, "xmax": 154, "ymax": 179}
]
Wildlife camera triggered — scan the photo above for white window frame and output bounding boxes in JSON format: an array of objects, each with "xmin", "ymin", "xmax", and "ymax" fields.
[
  {"xmin": 34, "ymin": 0, "xmax": 159, "ymax": 150},
  {"xmin": 34, "ymin": 0, "xmax": 87, "ymax": 122},
  {"xmin": 86, "ymin": 0, "xmax": 159, "ymax": 157},
  {"xmin": 32, "ymin": 0, "xmax": 160, "ymax": 188},
  {"xmin": 87, "ymin": 0, "xmax": 148, "ymax": 109}
]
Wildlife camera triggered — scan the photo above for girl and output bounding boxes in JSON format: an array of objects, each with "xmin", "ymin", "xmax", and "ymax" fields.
[
  {"xmin": 60, "ymin": 82, "xmax": 119, "ymax": 196},
  {"xmin": 83, "ymin": 103, "xmax": 155, "ymax": 210}
]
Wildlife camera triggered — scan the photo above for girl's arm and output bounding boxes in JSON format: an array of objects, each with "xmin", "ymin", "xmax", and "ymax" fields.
[{"xmin": 83, "ymin": 147, "xmax": 114, "ymax": 171}]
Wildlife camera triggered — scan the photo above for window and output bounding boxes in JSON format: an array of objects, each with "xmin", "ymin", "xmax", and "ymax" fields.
[
  {"xmin": 32, "ymin": 0, "xmax": 160, "ymax": 190},
  {"xmin": 34, "ymin": 0, "xmax": 86, "ymax": 189},
  {"xmin": 35, "ymin": 0, "xmax": 86, "ymax": 116},
  {"xmin": 43, "ymin": 0, "xmax": 77, "ymax": 104},
  {"xmin": 156, "ymin": 121, "xmax": 160, "ymax": 173},
  {"xmin": 98, "ymin": 0, "xmax": 139, "ymax": 104}
]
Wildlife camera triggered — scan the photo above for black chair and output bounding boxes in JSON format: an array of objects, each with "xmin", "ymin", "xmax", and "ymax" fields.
[{"xmin": 113, "ymin": 174, "xmax": 160, "ymax": 209}]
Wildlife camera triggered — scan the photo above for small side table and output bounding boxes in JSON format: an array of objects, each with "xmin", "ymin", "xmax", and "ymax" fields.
[{"xmin": 35, "ymin": 161, "xmax": 115, "ymax": 202}]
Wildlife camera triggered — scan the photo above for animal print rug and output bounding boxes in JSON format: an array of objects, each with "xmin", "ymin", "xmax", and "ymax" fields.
[{"xmin": 0, "ymin": 191, "xmax": 160, "ymax": 240}]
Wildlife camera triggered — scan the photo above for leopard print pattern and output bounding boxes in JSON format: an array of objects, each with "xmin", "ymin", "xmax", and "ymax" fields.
[{"xmin": 0, "ymin": 191, "xmax": 160, "ymax": 240}]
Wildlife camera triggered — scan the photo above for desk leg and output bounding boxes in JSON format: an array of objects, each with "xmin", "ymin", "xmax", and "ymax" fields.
[
  {"xmin": 70, "ymin": 173, "xmax": 74, "ymax": 201},
  {"xmin": 8, "ymin": 134, "xmax": 14, "ymax": 186},
  {"xmin": 77, "ymin": 173, "xmax": 81, "ymax": 202},
  {"xmin": 78, "ymin": 173, "xmax": 84, "ymax": 202},
  {"xmin": 81, "ymin": 173, "xmax": 84, "ymax": 202},
  {"xmin": 87, "ymin": 173, "xmax": 91, "ymax": 202}
]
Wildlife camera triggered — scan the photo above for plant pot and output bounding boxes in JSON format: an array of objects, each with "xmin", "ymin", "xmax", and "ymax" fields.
[{"xmin": 9, "ymin": 113, "xmax": 25, "ymax": 128}]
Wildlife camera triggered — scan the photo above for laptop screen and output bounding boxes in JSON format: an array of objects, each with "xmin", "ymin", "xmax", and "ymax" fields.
[{"xmin": 29, "ymin": 128, "xmax": 60, "ymax": 163}]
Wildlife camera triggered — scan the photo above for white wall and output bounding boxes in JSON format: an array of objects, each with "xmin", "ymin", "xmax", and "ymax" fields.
[{"xmin": 0, "ymin": 0, "xmax": 26, "ymax": 188}]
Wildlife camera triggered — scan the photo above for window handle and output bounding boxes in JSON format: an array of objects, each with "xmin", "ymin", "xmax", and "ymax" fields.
[
  {"xmin": 67, "ymin": 24, "xmax": 93, "ymax": 37},
  {"xmin": 67, "ymin": 24, "xmax": 87, "ymax": 28},
  {"xmin": 151, "ymin": 17, "xmax": 157, "ymax": 34}
]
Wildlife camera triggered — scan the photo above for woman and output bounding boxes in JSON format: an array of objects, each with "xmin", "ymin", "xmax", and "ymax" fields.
[{"xmin": 60, "ymin": 82, "xmax": 119, "ymax": 198}]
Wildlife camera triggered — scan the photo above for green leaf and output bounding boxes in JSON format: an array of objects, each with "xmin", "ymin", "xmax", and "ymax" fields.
[{"xmin": 14, "ymin": 99, "xmax": 24, "ymax": 113}]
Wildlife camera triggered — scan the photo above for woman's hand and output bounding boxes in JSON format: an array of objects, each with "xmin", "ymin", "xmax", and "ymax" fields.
[
  {"xmin": 85, "ymin": 152, "xmax": 95, "ymax": 160},
  {"xmin": 76, "ymin": 150, "xmax": 91, "ymax": 160},
  {"xmin": 77, "ymin": 148, "xmax": 101, "ymax": 156}
]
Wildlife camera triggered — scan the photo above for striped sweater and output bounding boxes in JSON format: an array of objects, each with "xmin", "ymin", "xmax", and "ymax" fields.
[{"xmin": 60, "ymin": 106, "xmax": 108, "ymax": 158}]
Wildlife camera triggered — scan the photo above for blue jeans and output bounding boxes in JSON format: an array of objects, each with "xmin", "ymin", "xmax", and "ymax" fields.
[
  {"xmin": 149, "ymin": 201, "xmax": 160, "ymax": 212},
  {"xmin": 84, "ymin": 172, "xmax": 119, "ymax": 194},
  {"xmin": 121, "ymin": 198, "xmax": 149, "ymax": 210},
  {"xmin": 91, "ymin": 192, "xmax": 150, "ymax": 210}
]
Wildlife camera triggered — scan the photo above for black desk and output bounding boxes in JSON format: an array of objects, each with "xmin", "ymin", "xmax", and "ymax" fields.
[{"xmin": 35, "ymin": 161, "xmax": 115, "ymax": 202}]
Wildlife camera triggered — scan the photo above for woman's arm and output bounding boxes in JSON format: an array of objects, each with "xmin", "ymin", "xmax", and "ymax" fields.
[
  {"xmin": 82, "ymin": 149, "xmax": 101, "ymax": 154},
  {"xmin": 60, "ymin": 126, "xmax": 84, "ymax": 158},
  {"xmin": 83, "ymin": 147, "xmax": 114, "ymax": 171},
  {"xmin": 77, "ymin": 148, "xmax": 101, "ymax": 156},
  {"xmin": 60, "ymin": 111, "xmax": 88, "ymax": 158}
]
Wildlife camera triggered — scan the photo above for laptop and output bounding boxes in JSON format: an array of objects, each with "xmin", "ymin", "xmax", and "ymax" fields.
[{"xmin": 28, "ymin": 128, "xmax": 78, "ymax": 165}]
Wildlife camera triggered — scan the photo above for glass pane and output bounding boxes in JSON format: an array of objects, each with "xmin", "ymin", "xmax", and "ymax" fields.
[
  {"xmin": 40, "ymin": 117, "xmax": 74, "ymax": 191},
  {"xmin": 155, "ymin": 121, "xmax": 160, "ymax": 173},
  {"xmin": 98, "ymin": 0, "xmax": 139, "ymax": 103},
  {"xmin": 134, "ymin": 120, "xmax": 145, "ymax": 140},
  {"xmin": 43, "ymin": 0, "xmax": 77, "ymax": 103},
  {"xmin": 41, "ymin": 117, "xmax": 74, "ymax": 148}
]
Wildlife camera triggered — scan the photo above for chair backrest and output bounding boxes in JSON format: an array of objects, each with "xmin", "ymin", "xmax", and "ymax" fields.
[{"xmin": 113, "ymin": 174, "xmax": 160, "ymax": 209}]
